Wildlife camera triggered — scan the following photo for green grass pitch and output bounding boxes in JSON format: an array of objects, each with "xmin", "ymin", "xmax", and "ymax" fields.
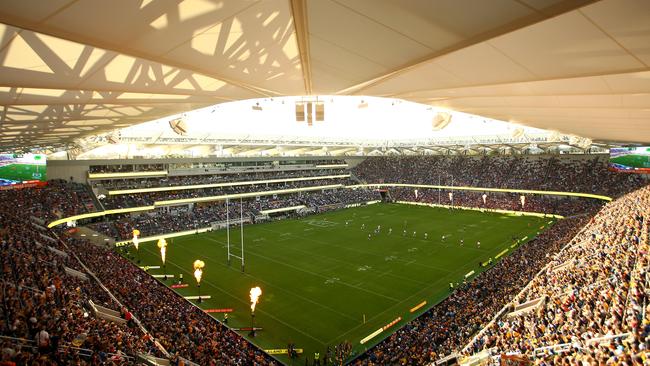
[
  {"xmin": 0, "ymin": 163, "xmax": 46, "ymax": 182},
  {"xmin": 128, "ymin": 203, "xmax": 550, "ymax": 364},
  {"xmin": 611, "ymin": 154, "xmax": 650, "ymax": 169}
]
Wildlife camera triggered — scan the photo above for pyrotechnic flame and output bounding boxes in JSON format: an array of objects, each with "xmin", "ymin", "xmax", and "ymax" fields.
[
  {"xmin": 132, "ymin": 234, "xmax": 139, "ymax": 250},
  {"xmin": 157, "ymin": 238, "xmax": 167, "ymax": 265},
  {"xmin": 193, "ymin": 260, "xmax": 205, "ymax": 284},
  {"xmin": 132, "ymin": 229, "xmax": 140, "ymax": 237},
  {"xmin": 250, "ymin": 286, "xmax": 262, "ymax": 312}
]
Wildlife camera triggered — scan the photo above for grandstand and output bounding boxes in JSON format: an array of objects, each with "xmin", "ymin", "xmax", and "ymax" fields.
[{"xmin": 1, "ymin": 1, "xmax": 650, "ymax": 365}]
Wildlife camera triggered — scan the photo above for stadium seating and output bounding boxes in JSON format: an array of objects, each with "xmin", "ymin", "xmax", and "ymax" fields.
[
  {"xmin": 388, "ymin": 187, "xmax": 602, "ymax": 217},
  {"xmin": 464, "ymin": 185, "xmax": 650, "ymax": 364},
  {"xmin": 0, "ymin": 184, "xmax": 276, "ymax": 365},
  {"xmin": 353, "ymin": 155, "xmax": 645, "ymax": 197},
  {"xmin": 91, "ymin": 189, "xmax": 380, "ymax": 240},
  {"xmin": 3, "ymin": 154, "xmax": 649, "ymax": 365}
]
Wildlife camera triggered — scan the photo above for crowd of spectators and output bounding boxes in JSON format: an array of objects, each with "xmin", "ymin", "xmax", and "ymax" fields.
[
  {"xmin": 0, "ymin": 182, "xmax": 276, "ymax": 365},
  {"xmin": 89, "ymin": 164, "xmax": 165, "ymax": 173},
  {"xmin": 3, "ymin": 179, "xmax": 96, "ymax": 222},
  {"xmin": 91, "ymin": 188, "xmax": 380, "ymax": 240},
  {"xmin": 98, "ymin": 176, "xmax": 358, "ymax": 210},
  {"xmin": 92, "ymin": 168, "xmax": 349, "ymax": 191},
  {"xmin": 67, "ymin": 238, "xmax": 276, "ymax": 366},
  {"xmin": 0, "ymin": 189, "xmax": 158, "ymax": 364},
  {"xmin": 5, "ymin": 154, "xmax": 648, "ymax": 365},
  {"xmin": 465, "ymin": 185, "xmax": 650, "ymax": 364},
  {"xmin": 354, "ymin": 155, "xmax": 645, "ymax": 197},
  {"xmin": 389, "ymin": 188, "xmax": 602, "ymax": 217}
]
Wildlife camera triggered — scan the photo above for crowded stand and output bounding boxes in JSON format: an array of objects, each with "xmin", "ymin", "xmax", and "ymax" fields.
[
  {"xmin": 0, "ymin": 181, "xmax": 276, "ymax": 365},
  {"xmin": 0, "ymin": 191, "xmax": 159, "ymax": 364},
  {"xmin": 3, "ymin": 153, "xmax": 649, "ymax": 366},
  {"xmin": 91, "ymin": 188, "xmax": 380, "ymax": 240},
  {"xmin": 91, "ymin": 168, "xmax": 350, "ymax": 191},
  {"xmin": 464, "ymin": 185, "xmax": 650, "ymax": 364},
  {"xmin": 89, "ymin": 164, "xmax": 165, "ymax": 174},
  {"xmin": 354, "ymin": 155, "xmax": 645, "ymax": 197},
  {"xmin": 67, "ymin": 238, "xmax": 276, "ymax": 366},
  {"xmin": 389, "ymin": 188, "xmax": 603, "ymax": 217},
  {"xmin": 98, "ymin": 176, "xmax": 358, "ymax": 210},
  {"xmin": 5, "ymin": 179, "xmax": 97, "ymax": 222}
]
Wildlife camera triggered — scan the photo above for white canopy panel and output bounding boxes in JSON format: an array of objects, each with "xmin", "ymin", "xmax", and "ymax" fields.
[{"xmin": 0, "ymin": 0, "xmax": 648, "ymax": 150}]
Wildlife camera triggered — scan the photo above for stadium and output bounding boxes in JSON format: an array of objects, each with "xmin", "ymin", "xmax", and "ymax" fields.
[{"xmin": 0, "ymin": 1, "xmax": 649, "ymax": 365}]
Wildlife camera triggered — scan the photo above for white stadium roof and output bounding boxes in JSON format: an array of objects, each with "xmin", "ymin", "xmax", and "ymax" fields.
[{"xmin": 0, "ymin": 0, "xmax": 649, "ymax": 152}]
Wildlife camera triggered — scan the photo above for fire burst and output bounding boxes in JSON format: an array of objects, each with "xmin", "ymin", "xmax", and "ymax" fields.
[
  {"xmin": 157, "ymin": 238, "xmax": 167, "ymax": 265},
  {"xmin": 193, "ymin": 260, "xmax": 205, "ymax": 284},
  {"xmin": 250, "ymin": 286, "xmax": 262, "ymax": 312},
  {"xmin": 132, "ymin": 229, "xmax": 140, "ymax": 250}
]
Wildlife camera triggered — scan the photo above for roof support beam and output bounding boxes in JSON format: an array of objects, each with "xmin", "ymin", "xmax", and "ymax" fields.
[{"xmin": 290, "ymin": 0, "xmax": 313, "ymax": 95}]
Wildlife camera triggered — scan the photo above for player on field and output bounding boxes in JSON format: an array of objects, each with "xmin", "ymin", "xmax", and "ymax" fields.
[
  {"xmin": 477, "ymin": 241, "xmax": 481, "ymax": 248},
  {"xmin": 460, "ymin": 239, "xmax": 464, "ymax": 246},
  {"xmin": 424, "ymin": 233, "xmax": 428, "ymax": 240},
  {"xmin": 388, "ymin": 228, "xmax": 392, "ymax": 235}
]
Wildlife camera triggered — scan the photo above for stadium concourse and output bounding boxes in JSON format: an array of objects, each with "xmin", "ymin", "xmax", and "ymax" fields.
[{"xmin": 0, "ymin": 155, "xmax": 647, "ymax": 365}]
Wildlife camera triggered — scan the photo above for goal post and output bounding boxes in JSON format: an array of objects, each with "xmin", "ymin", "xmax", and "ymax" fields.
[{"xmin": 225, "ymin": 197, "xmax": 245, "ymax": 272}]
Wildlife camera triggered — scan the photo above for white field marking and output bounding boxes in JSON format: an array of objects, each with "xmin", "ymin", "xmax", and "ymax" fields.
[
  {"xmin": 405, "ymin": 260, "xmax": 417, "ymax": 265},
  {"xmin": 407, "ymin": 247, "xmax": 418, "ymax": 253},
  {"xmin": 304, "ymin": 219, "xmax": 338, "ymax": 228},
  {"xmin": 183, "ymin": 295, "xmax": 211, "ymax": 300},
  {"xmin": 376, "ymin": 270, "xmax": 393, "ymax": 279},
  {"xmin": 324, "ymin": 277, "xmax": 340, "ymax": 285}
]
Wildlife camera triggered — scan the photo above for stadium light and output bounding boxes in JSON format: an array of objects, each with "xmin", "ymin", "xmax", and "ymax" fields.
[
  {"xmin": 157, "ymin": 238, "xmax": 167, "ymax": 280},
  {"xmin": 249, "ymin": 286, "xmax": 262, "ymax": 337},
  {"xmin": 193, "ymin": 260, "xmax": 205, "ymax": 303}
]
